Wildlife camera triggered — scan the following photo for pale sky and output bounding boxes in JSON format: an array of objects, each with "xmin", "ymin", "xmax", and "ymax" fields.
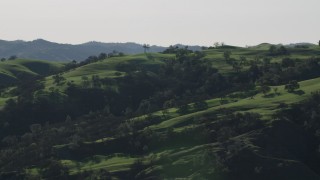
[{"xmin": 0, "ymin": 0, "xmax": 319, "ymax": 46}]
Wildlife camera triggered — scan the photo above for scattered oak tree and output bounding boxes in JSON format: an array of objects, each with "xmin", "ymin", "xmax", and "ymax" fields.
[
  {"xmin": 285, "ymin": 80, "xmax": 300, "ymax": 92},
  {"xmin": 260, "ymin": 85, "xmax": 271, "ymax": 96},
  {"xmin": 52, "ymin": 74, "xmax": 66, "ymax": 86},
  {"xmin": 177, "ymin": 104, "xmax": 191, "ymax": 115},
  {"xmin": 223, "ymin": 51, "xmax": 231, "ymax": 61},
  {"xmin": 143, "ymin": 44, "xmax": 150, "ymax": 54},
  {"xmin": 8, "ymin": 55, "xmax": 17, "ymax": 60}
]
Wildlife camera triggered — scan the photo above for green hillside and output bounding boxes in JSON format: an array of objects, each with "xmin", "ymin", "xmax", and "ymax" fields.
[
  {"xmin": 46, "ymin": 76, "xmax": 320, "ymax": 179},
  {"xmin": 1, "ymin": 45, "xmax": 320, "ymax": 179},
  {"xmin": 147, "ymin": 76, "xmax": 320, "ymax": 130},
  {"xmin": 41, "ymin": 45, "xmax": 320, "ymax": 92},
  {"xmin": 0, "ymin": 59, "xmax": 64, "ymax": 84},
  {"xmin": 0, "ymin": 59, "xmax": 64, "ymax": 106},
  {"xmin": 44, "ymin": 53, "xmax": 173, "ymax": 89}
]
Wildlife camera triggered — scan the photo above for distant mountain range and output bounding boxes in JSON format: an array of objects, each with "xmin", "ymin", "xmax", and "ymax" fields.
[{"xmin": 0, "ymin": 39, "xmax": 203, "ymax": 61}]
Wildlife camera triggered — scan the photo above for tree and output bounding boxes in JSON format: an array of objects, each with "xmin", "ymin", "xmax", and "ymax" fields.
[
  {"xmin": 8, "ymin": 55, "xmax": 17, "ymax": 60},
  {"xmin": 143, "ymin": 44, "xmax": 150, "ymax": 54},
  {"xmin": 285, "ymin": 80, "xmax": 300, "ymax": 92},
  {"xmin": 263, "ymin": 57, "xmax": 271, "ymax": 65},
  {"xmin": 124, "ymin": 107, "xmax": 133, "ymax": 117},
  {"xmin": 21, "ymin": 133, "xmax": 33, "ymax": 144},
  {"xmin": 260, "ymin": 85, "xmax": 271, "ymax": 96},
  {"xmin": 278, "ymin": 46, "xmax": 288, "ymax": 55},
  {"xmin": 318, "ymin": 40, "xmax": 320, "ymax": 47},
  {"xmin": 52, "ymin": 74, "xmax": 66, "ymax": 86},
  {"xmin": 162, "ymin": 109, "xmax": 169, "ymax": 119},
  {"xmin": 81, "ymin": 76, "xmax": 90, "ymax": 88},
  {"xmin": 41, "ymin": 160, "xmax": 69, "ymax": 179},
  {"xmin": 268, "ymin": 45, "xmax": 277, "ymax": 55},
  {"xmin": 91, "ymin": 75, "xmax": 101, "ymax": 88},
  {"xmin": 163, "ymin": 99, "xmax": 176, "ymax": 109},
  {"xmin": 177, "ymin": 104, "xmax": 191, "ymax": 114},
  {"xmin": 30, "ymin": 124, "xmax": 42, "ymax": 134},
  {"xmin": 1, "ymin": 58, "xmax": 6, "ymax": 62},
  {"xmin": 193, "ymin": 101, "xmax": 208, "ymax": 111},
  {"xmin": 223, "ymin": 51, "xmax": 231, "ymax": 61},
  {"xmin": 281, "ymin": 58, "xmax": 295, "ymax": 68},
  {"xmin": 2, "ymin": 136, "xmax": 17, "ymax": 145},
  {"xmin": 219, "ymin": 97, "xmax": 228, "ymax": 105},
  {"xmin": 273, "ymin": 87, "xmax": 279, "ymax": 95},
  {"xmin": 232, "ymin": 62, "xmax": 242, "ymax": 72},
  {"xmin": 98, "ymin": 53, "xmax": 107, "ymax": 60},
  {"xmin": 138, "ymin": 100, "xmax": 152, "ymax": 114},
  {"xmin": 239, "ymin": 56, "xmax": 247, "ymax": 65},
  {"xmin": 65, "ymin": 115, "xmax": 72, "ymax": 123}
]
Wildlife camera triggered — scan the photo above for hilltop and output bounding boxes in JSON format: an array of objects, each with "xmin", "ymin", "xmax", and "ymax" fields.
[
  {"xmin": 0, "ymin": 39, "xmax": 203, "ymax": 62},
  {"xmin": 0, "ymin": 59, "xmax": 64, "ymax": 85}
]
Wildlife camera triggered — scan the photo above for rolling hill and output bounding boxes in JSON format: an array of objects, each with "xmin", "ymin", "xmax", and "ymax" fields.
[
  {"xmin": 1, "ymin": 44, "xmax": 320, "ymax": 179},
  {"xmin": 0, "ymin": 59, "xmax": 64, "ymax": 84},
  {"xmin": 0, "ymin": 39, "xmax": 203, "ymax": 62}
]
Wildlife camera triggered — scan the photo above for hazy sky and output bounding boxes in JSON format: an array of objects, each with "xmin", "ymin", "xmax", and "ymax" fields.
[{"xmin": 0, "ymin": 0, "xmax": 319, "ymax": 46}]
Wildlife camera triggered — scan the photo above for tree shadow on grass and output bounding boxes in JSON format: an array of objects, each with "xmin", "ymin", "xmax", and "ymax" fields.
[
  {"xmin": 292, "ymin": 90, "xmax": 305, "ymax": 95},
  {"xmin": 263, "ymin": 93, "xmax": 280, "ymax": 98}
]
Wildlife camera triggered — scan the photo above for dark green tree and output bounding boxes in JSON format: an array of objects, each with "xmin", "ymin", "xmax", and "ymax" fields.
[
  {"xmin": 281, "ymin": 58, "xmax": 295, "ymax": 68},
  {"xmin": 260, "ymin": 85, "xmax": 271, "ymax": 96},
  {"xmin": 193, "ymin": 101, "xmax": 208, "ymax": 111},
  {"xmin": 81, "ymin": 76, "xmax": 90, "ymax": 88},
  {"xmin": 239, "ymin": 56, "xmax": 247, "ymax": 65},
  {"xmin": 98, "ymin": 53, "xmax": 108, "ymax": 60},
  {"xmin": 285, "ymin": 80, "xmax": 300, "ymax": 92},
  {"xmin": 278, "ymin": 46, "xmax": 288, "ymax": 55},
  {"xmin": 232, "ymin": 62, "xmax": 242, "ymax": 72},
  {"xmin": 273, "ymin": 87, "xmax": 279, "ymax": 95},
  {"xmin": 52, "ymin": 74, "xmax": 66, "ymax": 86},
  {"xmin": 177, "ymin": 104, "xmax": 191, "ymax": 114},
  {"xmin": 214, "ymin": 42, "xmax": 220, "ymax": 48},
  {"xmin": 8, "ymin": 55, "xmax": 17, "ymax": 60},
  {"xmin": 30, "ymin": 124, "xmax": 42, "ymax": 134},
  {"xmin": 91, "ymin": 75, "xmax": 101, "ymax": 88},
  {"xmin": 268, "ymin": 45, "xmax": 277, "ymax": 55},
  {"xmin": 138, "ymin": 100, "xmax": 152, "ymax": 114},
  {"xmin": 161, "ymin": 109, "xmax": 169, "ymax": 119},
  {"xmin": 41, "ymin": 160, "xmax": 69, "ymax": 179},
  {"xmin": 263, "ymin": 57, "xmax": 271, "ymax": 65},
  {"xmin": 143, "ymin": 44, "xmax": 150, "ymax": 54},
  {"xmin": 223, "ymin": 51, "xmax": 231, "ymax": 61}
]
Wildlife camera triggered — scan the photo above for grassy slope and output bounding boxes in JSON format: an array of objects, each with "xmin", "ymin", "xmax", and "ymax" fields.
[
  {"xmin": 61, "ymin": 155, "xmax": 137, "ymax": 174},
  {"xmin": 44, "ymin": 53, "xmax": 173, "ymax": 89},
  {"xmin": 43, "ymin": 45, "xmax": 320, "ymax": 88},
  {"xmin": 149, "ymin": 77, "xmax": 320, "ymax": 130},
  {"xmin": 0, "ymin": 59, "xmax": 64, "ymax": 82},
  {"xmin": 52, "ymin": 77, "xmax": 320, "ymax": 176},
  {"xmin": 0, "ymin": 59, "xmax": 64, "ymax": 106},
  {"xmin": 12, "ymin": 46, "xmax": 320, "ymax": 177},
  {"xmin": 0, "ymin": 98, "xmax": 8, "ymax": 108}
]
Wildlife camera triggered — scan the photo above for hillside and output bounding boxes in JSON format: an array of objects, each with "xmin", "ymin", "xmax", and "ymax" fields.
[
  {"xmin": 0, "ymin": 39, "xmax": 202, "ymax": 62},
  {"xmin": 0, "ymin": 45, "xmax": 320, "ymax": 179},
  {"xmin": 0, "ymin": 59, "xmax": 64, "ymax": 106},
  {"xmin": 0, "ymin": 59, "xmax": 64, "ymax": 84}
]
